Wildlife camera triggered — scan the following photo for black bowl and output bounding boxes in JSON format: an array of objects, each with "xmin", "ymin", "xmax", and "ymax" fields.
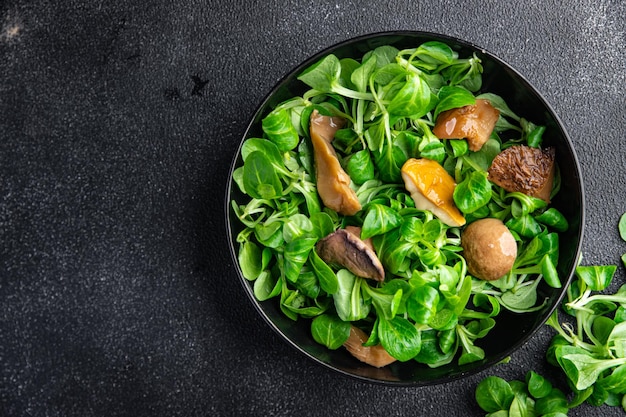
[{"xmin": 225, "ymin": 31, "xmax": 584, "ymax": 385}]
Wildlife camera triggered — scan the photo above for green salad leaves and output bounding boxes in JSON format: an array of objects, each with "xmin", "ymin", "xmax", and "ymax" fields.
[{"xmin": 231, "ymin": 41, "xmax": 568, "ymax": 367}]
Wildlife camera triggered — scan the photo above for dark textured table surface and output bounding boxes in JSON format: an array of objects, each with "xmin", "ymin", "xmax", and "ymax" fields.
[{"xmin": 2, "ymin": 0, "xmax": 625, "ymax": 416}]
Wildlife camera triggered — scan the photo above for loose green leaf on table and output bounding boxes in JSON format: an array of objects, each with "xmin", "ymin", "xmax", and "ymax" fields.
[
  {"xmin": 619, "ymin": 212, "xmax": 626, "ymax": 241},
  {"xmin": 475, "ymin": 376, "xmax": 515, "ymax": 413},
  {"xmin": 575, "ymin": 265, "xmax": 617, "ymax": 291}
]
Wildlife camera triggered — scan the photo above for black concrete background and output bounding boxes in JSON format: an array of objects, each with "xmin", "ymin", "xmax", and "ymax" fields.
[{"xmin": 1, "ymin": 0, "xmax": 625, "ymax": 416}]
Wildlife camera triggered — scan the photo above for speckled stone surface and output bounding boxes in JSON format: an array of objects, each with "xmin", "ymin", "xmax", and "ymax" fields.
[{"xmin": 1, "ymin": 0, "xmax": 625, "ymax": 416}]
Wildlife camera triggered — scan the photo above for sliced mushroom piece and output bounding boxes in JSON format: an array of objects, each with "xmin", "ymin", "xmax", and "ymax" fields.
[
  {"xmin": 310, "ymin": 110, "xmax": 362, "ymax": 216},
  {"xmin": 432, "ymin": 99, "xmax": 500, "ymax": 152},
  {"xmin": 344, "ymin": 325, "xmax": 397, "ymax": 368},
  {"xmin": 488, "ymin": 145, "xmax": 555, "ymax": 203},
  {"xmin": 344, "ymin": 225, "xmax": 375, "ymax": 252},
  {"xmin": 401, "ymin": 158, "xmax": 466, "ymax": 227},
  {"xmin": 316, "ymin": 228, "xmax": 385, "ymax": 282}
]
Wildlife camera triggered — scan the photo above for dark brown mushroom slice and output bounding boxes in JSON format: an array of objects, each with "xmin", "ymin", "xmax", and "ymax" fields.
[
  {"xmin": 432, "ymin": 99, "xmax": 500, "ymax": 152},
  {"xmin": 310, "ymin": 110, "xmax": 362, "ymax": 216},
  {"xmin": 315, "ymin": 228, "xmax": 385, "ymax": 282},
  {"xmin": 488, "ymin": 145, "xmax": 555, "ymax": 203},
  {"xmin": 344, "ymin": 225, "xmax": 374, "ymax": 251}
]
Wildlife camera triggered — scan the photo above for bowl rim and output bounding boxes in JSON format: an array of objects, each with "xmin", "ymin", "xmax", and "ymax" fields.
[{"xmin": 224, "ymin": 29, "xmax": 586, "ymax": 386}]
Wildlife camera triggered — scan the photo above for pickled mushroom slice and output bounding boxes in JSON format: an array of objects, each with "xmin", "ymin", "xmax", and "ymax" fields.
[
  {"xmin": 488, "ymin": 145, "xmax": 555, "ymax": 203},
  {"xmin": 316, "ymin": 228, "xmax": 385, "ymax": 282},
  {"xmin": 343, "ymin": 325, "xmax": 397, "ymax": 368},
  {"xmin": 310, "ymin": 110, "xmax": 362, "ymax": 216},
  {"xmin": 401, "ymin": 158, "xmax": 466, "ymax": 227},
  {"xmin": 432, "ymin": 99, "xmax": 500, "ymax": 152}
]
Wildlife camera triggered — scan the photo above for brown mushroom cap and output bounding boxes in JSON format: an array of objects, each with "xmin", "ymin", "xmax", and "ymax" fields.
[
  {"xmin": 461, "ymin": 218, "xmax": 517, "ymax": 281},
  {"xmin": 488, "ymin": 145, "xmax": 555, "ymax": 203},
  {"xmin": 315, "ymin": 228, "xmax": 385, "ymax": 281}
]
